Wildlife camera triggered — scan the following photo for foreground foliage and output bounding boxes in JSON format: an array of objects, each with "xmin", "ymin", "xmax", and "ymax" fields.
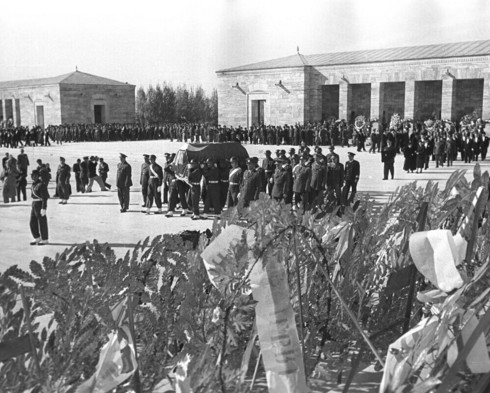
[{"xmin": 1, "ymin": 165, "xmax": 489, "ymax": 393}]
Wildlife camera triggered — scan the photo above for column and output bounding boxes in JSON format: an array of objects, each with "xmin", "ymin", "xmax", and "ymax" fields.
[
  {"xmin": 370, "ymin": 82, "xmax": 380, "ymax": 120},
  {"xmin": 482, "ymin": 76, "xmax": 490, "ymax": 120},
  {"xmin": 11, "ymin": 97, "xmax": 17, "ymax": 126},
  {"xmin": 404, "ymin": 80, "xmax": 415, "ymax": 120},
  {"xmin": 339, "ymin": 80, "xmax": 348, "ymax": 121},
  {"xmin": 441, "ymin": 77, "xmax": 455, "ymax": 121}
]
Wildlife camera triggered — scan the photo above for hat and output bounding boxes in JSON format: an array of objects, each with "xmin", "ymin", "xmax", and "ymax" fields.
[
  {"xmin": 300, "ymin": 153, "xmax": 309, "ymax": 160},
  {"xmin": 120, "ymin": 153, "xmax": 127, "ymax": 158},
  {"xmin": 89, "ymin": 156, "xmax": 95, "ymax": 160},
  {"xmin": 206, "ymin": 157, "xmax": 214, "ymax": 164},
  {"xmin": 289, "ymin": 148, "xmax": 295, "ymax": 153},
  {"xmin": 348, "ymin": 152, "xmax": 356, "ymax": 156},
  {"xmin": 247, "ymin": 157, "xmax": 258, "ymax": 164},
  {"xmin": 83, "ymin": 156, "xmax": 89, "ymax": 160},
  {"xmin": 329, "ymin": 145, "xmax": 335, "ymax": 150},
  {"xmin": 189, "ymin": 159, "xmax": 198, "ymax": 164},
  {"xmin": 265, "ymin": 150, "xmax": 271, "ymax": 155},
  {"xmin": 59, "ymin": 156, "xmax": 65, "ymax": 161},
  {"xmin": 150, "ymin": 154, "xmax": 156, "ymax": 160},
  {"xmin": 143, "ymin": 154, "xmax": 150, "ymax": 158},
  {"xmin": 31, "ymin": 169, "xmax": 40, "ymax": 176},
  {"xmin": 230, "ymin": 156, "xmax": 238, "ymax": 162},
  {"xmin": 280, "ymin": 150, "xmax": 286, "ymax": 155},
  {"xmin": 164, "ymin": 153, "xmax": 171, "ymax": 157},
  {"xmin": 275, "ymin": 149, "xmax": 281, "ymax": 154}
]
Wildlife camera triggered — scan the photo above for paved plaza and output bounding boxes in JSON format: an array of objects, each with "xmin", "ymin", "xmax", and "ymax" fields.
[{"xmin": 1, "ymin": 140, "xmax": 489, "ymax": 272}]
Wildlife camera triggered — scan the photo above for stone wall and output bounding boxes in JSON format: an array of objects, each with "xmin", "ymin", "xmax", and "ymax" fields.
[
  {"xmin": 0, "ymin": 85, "xmax": 62, "ymax": 127},
  {"xmin": 60, "ymin": 84, "xmax": 135, "ymax": 124},
  {"xmin": 217, "ymin": 67, "xmax": 306, "ymax": 127}
]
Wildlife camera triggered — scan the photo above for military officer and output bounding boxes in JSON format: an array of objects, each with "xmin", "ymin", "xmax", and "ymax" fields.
[
  {"xmin": 218, "ymin": 159, "xmax": 230, "ymax": 209},
  {"xmin": 341, "ymin": 152, "xmax": 360, "ymax": 205},
  {"xmin": 239, "ymin": 157, "xmax": 263, "ymax": 207},
  {"xmin": 261, "ymin": 150, "xmax": 275, "ymax": 195},
  {"xmin": 140, "ymin": 154, "xmax": 150, "ymax": 207},
  {"xmin": 202, "ymin": 158, "xmax": 221, "ymax": 219},
  {"xmin": 162, "ymin": 153, "xmax": 173, "ymax": 204},
  {"xmin": 292, "ymin": 153, "xmax": 311, "ymax": 210},
  {"xmin": 29, "ymin": 169, "xmax": 49, "ymax": 245},
  {"xmin": 116, "ymin": 153, "xmax": 132, "ymax": 213},
  {"xmin": 145, "ymin": 154, "xmax": 164, "ymax": 215},
  {"xmin": 309, "ymin": 154, "xmax": 326, "ymax": 208},
  {"xmin": 227, "ymin": 156, "xmax": 242, "ymax": 208},
  {"xmin": 56, "ymin": 157, "xmax": 71, "ymax": 205},
  {"xmin": 271, "ymin": 158, "xmax": 291, "ymax": 202},
  {"xmin": 186, "ymin": 159, "xmax": 203, "ymax": 220}
]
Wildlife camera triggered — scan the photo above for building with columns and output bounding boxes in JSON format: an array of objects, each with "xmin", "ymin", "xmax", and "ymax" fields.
[
  {"xmin": 0, "ymin": 70, "xmax": 135, "ymax": 128},
  {"xmin": 216, "ymin": 40, "xmax": 490, "ymax": 127}
]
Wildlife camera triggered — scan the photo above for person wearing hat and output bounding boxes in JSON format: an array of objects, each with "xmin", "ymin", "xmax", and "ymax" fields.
[
  {"xmin": 261, "ymin": 150, "xmax": 275, "ymax": 196},
  {"xmin": 116, "ymin": 153, "xmax": 132, "ymax": 213},
  {"xmin": 272, "ymin": 157, "xmax": 292, "ymax": 203},
  {"xmin": 29, "ymin": 169, "xmax": 49, "ymax": 245},
  {"xmin": 202, "ymin": 157, "xmax": 221, "ymax": 219},
  {"xmin": 218, "ymin": 159, "xmax": 230, "ymax": 209},
  {"xmin": 72, "ymin": 158, "xmax": 83, "ymax": 193},
  {"xmin": 144, "ymin": 155, "xmax": 164, "ymax": 214},
  {"xmin": 325, "ymin": 154, "xmax": 344, "ymax": 206},
  {"xmin": 292, "ymin": 153, "xmax": 311, "ymax": 211},
  {"xmin": 80, "ymin": 156, "xmax": 89, "ymax": 193},
  {"xmin": 98, "ymin": 157, "xmax": 111, "ymax": 190},
  {"xmin": 341, "ymin": 152, "xmax": 360, "ymax": 205},
  {"xmin": 140, "ymin": 154, "xmax": 151, "ymax": 207},
  {"xmin": 162, "ymin": 153, "xmax": 173, "ymax": 205},
  {"xmin": 86, "ymin": 156, "xmax": 106, "ymax": 192},
  {"xmin": 325, "ymin": 145, "xmax": 338, "ymax": 164},
  {"xmin": 239, "ymin": 157, "xmax": 263, "ymax": 207},
  {"xmin": 185, "ymin": 158, "xmax": 203, "ymax": 219},
  {"xmin": 227, "ymin": 156, "xmax": 242, "ymax": 208},
  {"xmin": 56, "ymin": 157, "xmax": 71, "ymax": 205},
  {"xmin": 381, "ymin": 139, "xmax": 397, "ymax": 180},
  {"xmin": 309, "ymin": 154, "xmax": 327, "ymax": 208}
]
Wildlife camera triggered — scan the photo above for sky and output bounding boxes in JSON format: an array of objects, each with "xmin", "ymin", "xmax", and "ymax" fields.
[{"xmin": 1, "ymin": 0, "xmax": 490, "ymax": 94}]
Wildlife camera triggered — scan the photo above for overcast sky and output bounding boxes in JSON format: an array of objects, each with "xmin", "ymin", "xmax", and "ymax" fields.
[{"xmin": 1, "ymin": 0, "xmax": 489, "ymax": 93}]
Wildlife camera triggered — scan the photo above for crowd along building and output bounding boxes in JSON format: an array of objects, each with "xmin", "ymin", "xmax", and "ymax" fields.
[
  {"xmin": 216, "ymin": 40, "xmax": 490, "ymax": 128},
  {"xmin": 0, "ymin": 70, "xmax": 135, "ymax": 128}
]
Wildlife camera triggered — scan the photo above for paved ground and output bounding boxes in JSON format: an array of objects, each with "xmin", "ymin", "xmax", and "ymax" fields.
[{"xmin": 1, "ymin": 140, "xmax": 489, "ymax": 274}]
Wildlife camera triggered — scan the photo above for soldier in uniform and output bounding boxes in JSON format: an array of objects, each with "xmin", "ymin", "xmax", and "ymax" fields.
[
  {"xmin": 292, "ymin": 153, "xmax": 311, "ymax": 210},
  {"xmin": 342, "ymin": 152, "xmax": 360, "ymax": 205},
  {"xmin": 309, "ymin": 154, "xmax": 326, "ymax": 208},
  {"xmin": 56, "ymin": 157, "xmax": 71, "ymax": 205},
  {"xmin": 72, "ymin": 159, "xmax": 83, "ymax": 193},
  {"xmin": 239, "ymin": 157, "xmax": 263, "ymax": 208},
  {"xmin": 80, "ymin": 156, "xmax": 89, "ymax": 193},
  {"xmin": 325, "ymin": 155, "xmax": 344, "ymax": 205},
  {"xmin": 218, "ymin": 159, "xmax": 230, "ymax": 209},
  {"xmin": 162, "ymin": 153, "xmax": 173, "ymax": 204},
  {"xmin": 202, "ymin": 158, "xmax": 221, "ymax": 219},
  {"xmin": 116, "ymin": 153, "xmax": 132, "ymax": 213},
  {"xmin": 186, "ymin": 159, "xmax": 203, "ymax": 220},
  {"xmin": 271, "ymin": 158, "xmax": 291, "ymax": 202},
  {"xmin": 227, "ymin": 156, "xmax": 242, "ymax": 208},
  {"xmin": 145, "ymin": 154, "xmax": 164, "ymax": 215},
  {"xmin": 29, "ymin": 169, "xmax": 49, "ymax": 245},
  {"xmin": 140, "ymin": 154, "xmax": 150, "ymax": 207},
  {"xmin": 262, "ymin": 150, "xmax": 275, "ymax": 195}
]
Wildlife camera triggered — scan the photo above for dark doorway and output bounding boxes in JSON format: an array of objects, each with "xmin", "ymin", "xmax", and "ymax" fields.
[
  {"xmin": 94, "ymin": 104, "xmax": 106, "ymax": 124},
  {"xmin": 414, "ymin": 80, "xmax": 443, "ymax": 121},
  {"xmin": 348, "ymin": 83, "xmax": 371, "ymax": 123},
  {"xmin": 380, "ymin": 82, "xmax": 406, "ymax": 123},
  {"xmin": 15, "ymin": 99, "xmax": 21, "ymax": 126},
  {"xmin": 36, "ymin": 106, "xmax": 44, "ymax": 129},
  {"xmin": 322, "ymin": 85, "xmax": 340, "ymax": 121},
  {"xmin": 453, "ymin": 79, "xmax": 484, "ymax": 121},
  {"xmin": 251, "ymin": 100, "xmax": 265, "ymax": 126}
]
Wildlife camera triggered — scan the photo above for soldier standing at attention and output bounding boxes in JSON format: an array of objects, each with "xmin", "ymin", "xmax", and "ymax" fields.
[
  {"xmin": 187, "ymin": 159, "xmax": 203, "ymax": 220},
  {"xmin": 162, "ymin": 153, "xmax": 173, "ymax": 205},
  {"xmin": 227, "ymin": 156, "xmax": 242, "ymax": 208},
  {"xmin": 261, "ymin": 150, "xmax": 275, "ymax": 195},
  {"xmin": 271, "ymin": 158, "xmax": 291, "ymax": 203},
  {"xmin": 202, "ymin": 158, "xmax": 221, "ymax": 219},
  {"xmin": 80, "ymin": 156, "xmax": 89, "ymax": 193},
  {"xmin": 218, "ymin": 159, "xmax": 230, "ymax": 209},
  {"xmin": 72, "ymin": 159, "xmax": 83, "ymax": 193},
  {"xmin": 56, "ymin": 157, "xmax": 71, "ymax": 205},
  {"xmin": 140, "ymin": 154, "xmax": 150, "ymax": 207},
  {"xmin": 116, "ymin": 153, "xmax": 132, "ymax": 213},
  {"xmin": 239, "ymin": 157, "xmax": 264, "ymax": 208},
  {"xmin": 292, "ymin": 153, "xmax": 311, "ymax": 210},
  {"xmin": 342, "ymin": 152, "xmax": 360, "ymax": 205},
  {"xmin": 145, "ymin": 154, "xmax": 164, "ymax": 215},
  {"xmin": 29, "ymin": 169, "xmax": 49, "ymax": 245}
]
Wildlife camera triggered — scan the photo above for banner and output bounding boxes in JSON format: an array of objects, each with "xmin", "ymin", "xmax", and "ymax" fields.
[{"xmin": 250, "ymin": 249, "xmax": 309, "ymax": 393}]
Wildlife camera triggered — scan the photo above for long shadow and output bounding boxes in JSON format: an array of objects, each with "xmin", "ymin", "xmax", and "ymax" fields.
[
  {"xmin": 65, "ymin": 202, "xmax": 121, "ymax": 206},
  {"xmin": 47, "ymin": 242, "xmax": 139, "ymax": 248}
]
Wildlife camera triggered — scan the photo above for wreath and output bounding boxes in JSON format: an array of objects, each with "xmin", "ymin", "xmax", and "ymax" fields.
[
  {"xmin": 354, "ymin": 115, "xmax": 366, "ymax": 132},
  {"xmin": 389, "ymin": 113, "xmax": 402, "ymax": 130}
]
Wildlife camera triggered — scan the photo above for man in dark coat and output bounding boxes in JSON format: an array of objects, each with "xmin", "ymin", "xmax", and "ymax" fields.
[
  {"xmin": 382, "ymin": 139, "xmax": 397, "ymax": 180},
  {"xmin": 72, "ymin": 159, "xmax": 83, "ymax": 193},
  {"xmin": 325, "ymin": 155, "xmax": 344, "ymax": 205},
  {"xmin": 271, "ymin": 158, "xmax": 291, "ymax": 202},
  {"xmin": 292, "ymin": 153, "xmax": 311, "ymax": 210},
  {"xmin": 202, "ymin": 158, "xmax": 222, "ymax": 219},
  {"xmin": 261, "ymin": 150, "xmax": 275, "ymax": 195},
  {"xmin": 98, "ymin": 157, "xmax": 111, "ymax": 190},
  {"xmin": 80, "ymin": 156, "xmax": 89, "ymax": 192},
  {"xmin": 239, "ymin": 157, "xmax": 263, "ymax": 208},
  {"xmin": 341, "ymin": 152, "xmax": 360, "ymax": 205},
  {"xmin": 145, "ymin": 154, "xmax": 164, "ymax": 215},
  {"xmin": 56, "ymin": 157, "xmax": 71, "ymax": 205},
  {"xmin": 30, "ymin": 169, "xmax": 50, "ymax": 245},
  {"xmin": 116, "ymin": 153, "xmax": 132, "ymax": 213},
  {"xmin": 309, "ymin": 154, "xmax": 326, "ymax": 208},
  {"xmin": 162, "ymin": 153, "xmax": 173, "ymax": 204},
  {"xmin": 186, "ymin": 159, "xmax": 203, "ymax": 219},
  {"xmin": 140, "ymin": 154, "xmax": 150, "ymax": 207}
]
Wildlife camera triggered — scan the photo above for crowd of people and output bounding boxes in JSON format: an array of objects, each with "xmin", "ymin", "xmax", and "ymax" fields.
[{"xmin": 1, "ymin": 116, "xmax": 489, "ymax": 245}]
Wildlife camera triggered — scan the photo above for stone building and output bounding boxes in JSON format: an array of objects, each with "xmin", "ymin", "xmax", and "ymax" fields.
[
  {"xmin": 0, "ymin": 70, "xmax": 135, "ymax": 128},
  {"xmin": 216, "ymin": 40, "xmax": 490, "ymax": 127}
]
